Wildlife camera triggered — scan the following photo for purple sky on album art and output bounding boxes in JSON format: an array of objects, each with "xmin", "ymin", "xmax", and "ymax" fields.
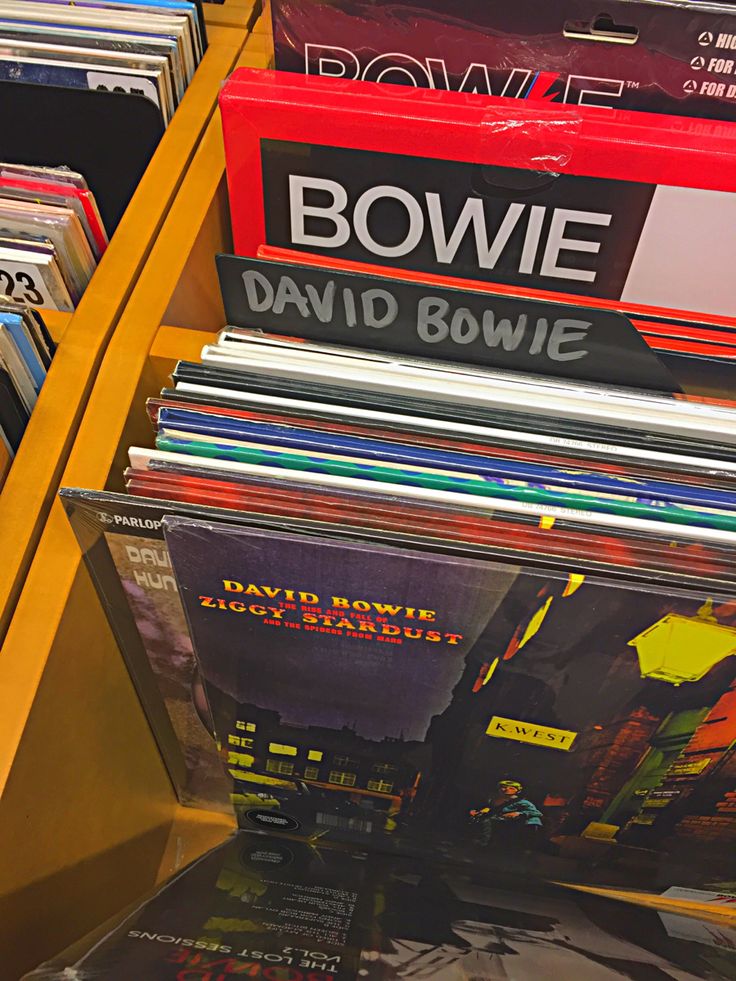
[{"xmin": 164, "ymin": 518, "xmax": 519, "ymax": 741}]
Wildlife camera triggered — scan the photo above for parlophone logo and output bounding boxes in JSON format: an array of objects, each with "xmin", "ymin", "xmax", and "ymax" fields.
[
  {"xmin": 97, "ymin": 511, "xmax": 115, "ymax": 525},
  {"xmin": 699, "ymin": 31, "xmax": 714, "ymax": 46}
]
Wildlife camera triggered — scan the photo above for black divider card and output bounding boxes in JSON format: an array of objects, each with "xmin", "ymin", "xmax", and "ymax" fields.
[
  {"xmin": 217, "ymin": 254, "xmax": 680, "ymax": 392},
  {"xmin": 0, "ymin": 81, "xmax": 164, "ymax": 234}
]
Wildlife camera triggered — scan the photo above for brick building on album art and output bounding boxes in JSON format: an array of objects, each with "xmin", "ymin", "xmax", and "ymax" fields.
[{"xmin": 540, "ymin": 649, "xmax": 736, "ymax": 850}]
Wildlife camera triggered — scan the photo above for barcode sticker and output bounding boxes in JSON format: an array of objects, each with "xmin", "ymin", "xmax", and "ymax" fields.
[{"xmin": 316, "ymin": 812, "xmax": 373, "ymax": 833}]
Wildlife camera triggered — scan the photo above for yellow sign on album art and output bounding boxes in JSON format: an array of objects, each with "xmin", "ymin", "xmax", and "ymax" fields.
[{"xmin": 486, "ymin": 716, "xmax": 578, "ymax": 751}]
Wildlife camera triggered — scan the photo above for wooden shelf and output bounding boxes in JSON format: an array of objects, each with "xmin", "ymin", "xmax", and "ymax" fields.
[
  {"xmin": 205, "ymin": 0, "xmax": 262, "ymax": 31},
  {"xmin": 2, "ymin": 32, "xmax": 734, "ymax": 975},
  {"xmin": 0, "ymin": 25, "xmax": 249, "ymax": 645},
  {"xmin": 0, "ymin": 40, "xmax": 270, "ymax": 979}
]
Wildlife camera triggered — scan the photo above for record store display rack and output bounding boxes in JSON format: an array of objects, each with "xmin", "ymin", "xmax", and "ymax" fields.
[
  {"xmin": 8, "ymin": 10, "xmax": 736, "ymax": 980},
  {"xmin": 0, "ymin": 31, "xmax": 269, "ymax": 979},
  {"xmin": 0, "ymin": 7, "xmax": 261, "ymax": 649}
]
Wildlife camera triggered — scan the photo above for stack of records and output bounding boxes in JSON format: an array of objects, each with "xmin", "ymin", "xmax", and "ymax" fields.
[
  {"xmin": 62, "ymin": 327, "xmax": 736, "ymax": 893},
  {"xmin": 0, "ymin": 0, "xmax": 206, "ymax": 129},
  {"xmin": 243, "ymin": 248, "xmax": 736, "ymax": 404},
  {"xmin": 0, "ymin": 162, "xmax": 107, "ymax": 310},
  {"xmin": 0, "ymin": 296, "xmax": 55, "ymax": 482}
]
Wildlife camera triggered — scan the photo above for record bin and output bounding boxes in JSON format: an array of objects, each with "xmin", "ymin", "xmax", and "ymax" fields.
[
  {"xmin": 0, "ymin": 24, "xmax": 252, "ymax": 650},
  {"xmin": 2, "ymin": 34, "xmax": 734, "ymax": 979},
  {"xmin": 0, "ymin": 42, "xmax": 268, "ymax": 981}
]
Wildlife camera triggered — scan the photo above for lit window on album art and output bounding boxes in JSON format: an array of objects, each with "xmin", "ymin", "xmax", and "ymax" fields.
[
  {"xmin": 266, "ymin": 759, "xmax": 295, "ymax": 776},
  {"xmin": 329, "ymin": 771, "xmax": 358, "ymax": 787},
  {"xmin": 367, "ymin": 780, "xmax": 395, "ymax": 794}
]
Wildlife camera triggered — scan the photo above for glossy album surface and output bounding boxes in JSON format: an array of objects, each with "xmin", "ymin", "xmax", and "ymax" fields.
[
  {"xmin": 23, "ymin": 832, "xmax": 736, "ymax": 980},
  {"xmin": 163, "ymin": 515, "xmax": 736, "ymax": 890}
]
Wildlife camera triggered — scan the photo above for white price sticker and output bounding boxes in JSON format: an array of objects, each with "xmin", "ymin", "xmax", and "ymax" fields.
[
  {"xmin": 86, "ymin": 71, "xmax": 160, "ymax": 108},
  {"xmin": 0, "ymin": 263, "xmax": 57, "ymax": 310}
]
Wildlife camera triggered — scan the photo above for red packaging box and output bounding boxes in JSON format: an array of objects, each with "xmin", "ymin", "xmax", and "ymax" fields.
[
  {"xmin": 270, "ymin": 0, "xmax": 736, "ymax": 121},
  {"xmin": 220, "ymin": 69, "xmax": 736, "ymax": 319}
]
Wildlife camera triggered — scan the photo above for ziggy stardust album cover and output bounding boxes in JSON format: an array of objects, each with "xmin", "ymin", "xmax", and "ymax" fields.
[{"xmin": 164, "ymin": 515, "xmax": 736, "ymax": 889}]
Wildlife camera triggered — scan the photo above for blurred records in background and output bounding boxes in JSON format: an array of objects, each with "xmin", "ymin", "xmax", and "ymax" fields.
[
  {"xmin": 0, "ymin": 162, "xmax": 108, "ymax": 311},
  {"xmin": 0, "ymin": 296, "xmax": 55, "ymax": 487},
  {"xmin": 0, "ymin": 0, "xmax": 206, "ymax": 129}
]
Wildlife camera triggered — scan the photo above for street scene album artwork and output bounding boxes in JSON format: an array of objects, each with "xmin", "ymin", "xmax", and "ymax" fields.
[{"xmin": 164, "ymin": 516, "xmax": 736, "ymax": 886}]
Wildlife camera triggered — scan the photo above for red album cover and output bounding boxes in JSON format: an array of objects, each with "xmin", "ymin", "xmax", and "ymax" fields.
[
  {"xmin": 220, "ymin": 69, "xmax": 736, "ymax": 318},
  {"xmin": 0, "ymin": 174, "xmax": 108, "ymax": 257}
]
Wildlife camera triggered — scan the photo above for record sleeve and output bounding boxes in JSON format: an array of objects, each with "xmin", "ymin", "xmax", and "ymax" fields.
[
  {"xmin": 0, "ymin": 171, "xmax": 109, "ymax": 257},
  {"xmin": 0, "ymin": 1, "xmax": 198, "ymax": 79},
  {"xmin": 136, "ymin": 443, "xmax": 736, "ymax": 547},
  {"xmin": 22, "ymin": 304, "xmax": 55, "ymax": 364},
  {"xmin": 61, "ymin": 474, "xmax": 736, "ymax": 817},
  {"xmin": 171, "ymin": 360, "xmax": 736, "ymax": 469},
  {"xmin": 153, "ymin": 408, "xmax": 736, "ymax": 512},
  {"xmin": 0, "ymin": 162, "xmax": 89, "ymax": 191},
  {"xmin": 0, "ymin": 53, "xmax": 170, "ymax": 123},
  {"xmin": 22, "ymin": 831, "xmax": 736, "ymax": 980},
  {"xmin": 0, "ymin": 429, "xmax": 10, "ymax": 487},
  {"xmin": 153, "ymin": 389, "xmax": 736, "ymax": 487},
  {"xmin": 0, "ymin": 21, "xmax": 187, "ymax": 100},
  {"xmin": 0, "ymin": 310, "xmax": 45, "ymax": 389},
  {"xmin": 0, "ymin": 196, "xmax": 95, "ymax": 300},
  {"xmin": 270, "ymin": 0, "xmax": 736, "ymax": 123},
  {"xmin": 0, "ymin": 360, "xmax": 29, "ymax": 451},
  {"xmin": 164, "ymin": 514, "xmax": 736, "ymax": 889},
  {"xmin": 58, "ymin": 488, "xmax": 231, "ymax": 810},
  {"xmin": 198, "ymin": 341, "xmax": 736, "ymax": 444},
  {"xmin": 126, "ymin": 463, "xmax": 736, "ymax": 590},
  {"xmin": 153, "ymin": 428, "xmax": 736, "ymax": 537},
  {"xmin": 0, "ymin": 322, "xmax": 36, "ymax": 410},
  {"xmin": 51, "ymin": 0, "xmax": 205, "ymax": 63}
]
